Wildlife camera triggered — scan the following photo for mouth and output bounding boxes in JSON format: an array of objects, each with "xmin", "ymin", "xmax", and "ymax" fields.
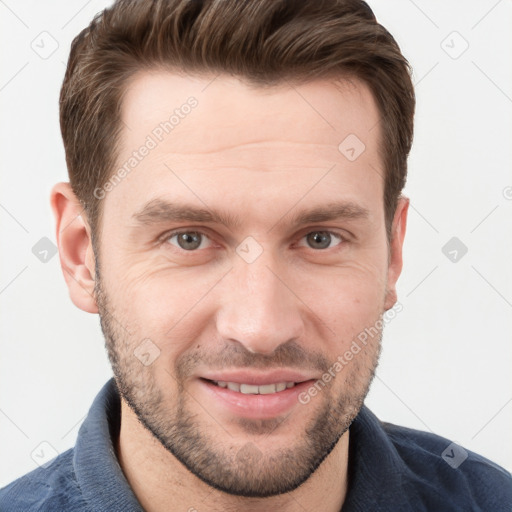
[
  {"xmin": 197, "ymin": 375, "xmax": 317, "ymax": 419},
  {"xmin": 202, "ymin": 378, "xmax": 298, "ymax": 394}
]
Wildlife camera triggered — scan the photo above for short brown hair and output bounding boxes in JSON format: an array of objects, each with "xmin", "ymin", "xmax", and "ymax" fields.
[{"xmin": 60, "ymin": 0, "xmax": 414, "ymax": 240}]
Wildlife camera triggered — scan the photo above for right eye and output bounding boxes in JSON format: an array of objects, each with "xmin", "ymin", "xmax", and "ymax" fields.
[{"xmin": 165, "ymin": 231, "xmax": 213, "ymax": 251}]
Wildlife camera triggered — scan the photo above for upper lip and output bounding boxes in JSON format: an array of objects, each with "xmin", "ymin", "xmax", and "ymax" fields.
[{"xmin": 199, "ymin": 369, "xmax": 318, "ymax": 386}]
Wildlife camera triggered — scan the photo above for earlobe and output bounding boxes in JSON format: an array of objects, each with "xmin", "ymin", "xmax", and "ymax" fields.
[
  {"xmin": 50, "ymin": 182, "xmax": 99, "ymax": 314},
  {"xmin": 384, "ymin": 196, "xmax": 409, "ymax": 311}
]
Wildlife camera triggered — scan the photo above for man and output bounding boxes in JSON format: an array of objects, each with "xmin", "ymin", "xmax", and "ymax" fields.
[{"xmin": 1, "ymin": 0, "xmax": 511, "ymax": 510}]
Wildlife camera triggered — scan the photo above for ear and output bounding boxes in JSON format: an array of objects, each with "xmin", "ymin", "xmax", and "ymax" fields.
[
  {"xmin": 384, "ymin": 196, "xmax": 409, "ymax": 311},
  {"xmin": 50, "ymin": 182, "xmax": 98, "ymax": 313}
]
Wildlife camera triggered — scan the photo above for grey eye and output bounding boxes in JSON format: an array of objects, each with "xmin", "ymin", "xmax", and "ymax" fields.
[
  {"xmin": 171, "ymin": 232, "xmax": 204, "ymax": 251},
  {"xmin": 305, "ymin": 231, "xmax": 341, "ymax": 250}
]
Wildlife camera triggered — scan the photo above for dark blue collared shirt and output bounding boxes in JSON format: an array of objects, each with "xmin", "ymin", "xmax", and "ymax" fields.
[{"xmin": 1, "ymin": 378, "xmax": 511, "ymax": 511}]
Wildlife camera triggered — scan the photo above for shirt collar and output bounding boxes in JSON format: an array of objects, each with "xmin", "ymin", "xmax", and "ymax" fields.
[
  {"xmin": 342, "ymin": 405, "xmax": 409, "ymax": 510},
  {"xmin": 73, "ymin": 378, "xmax": 144, "ymax": 512}
]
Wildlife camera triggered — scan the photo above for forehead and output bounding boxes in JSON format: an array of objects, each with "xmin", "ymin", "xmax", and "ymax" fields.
[
  {"xmin": 103, "ymin": 71, "xmax": 383, "ymax": 226},
  {"xmin": 120, "ymin": 71, "xmax": 380, "ymax": 154}
]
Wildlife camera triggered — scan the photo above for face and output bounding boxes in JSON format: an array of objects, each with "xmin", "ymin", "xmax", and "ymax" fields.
[{"xmin": 92, "ymin": 72, "xmax": 405, "ymax": 497}]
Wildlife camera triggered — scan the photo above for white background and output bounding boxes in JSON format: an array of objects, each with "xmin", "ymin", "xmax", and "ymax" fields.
[{"xmin": 1, "ymin": 0, "xmax": 511, "ymax": 487}]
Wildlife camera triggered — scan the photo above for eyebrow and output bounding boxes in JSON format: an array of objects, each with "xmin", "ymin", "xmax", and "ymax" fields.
[
  {"xmin": 290, "ymin": 201, "xmax": 369, "ymax": 225},
  {"xmin": 131, "ymin": 198, "xmax": 369, "ymax": 230},
  {"xmin": 132, "ymin": 199, "xmax": 243, "ymax": 229}
]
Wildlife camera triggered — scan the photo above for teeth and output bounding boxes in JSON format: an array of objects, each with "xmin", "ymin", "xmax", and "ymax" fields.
[
  {"xmin": 214, "ymin": 381, "xmax": 296, "ymax": 394},
  {"xmin": 259, "ymin": 383, "xmax": 277, "ymax": 394},
  {"xmin": 227, "ymin": 382, "xmax": 240, "ymax": 392},
  {"xmin": 240, "ymin": 384, "xmax": 259, "ymax": 394}
]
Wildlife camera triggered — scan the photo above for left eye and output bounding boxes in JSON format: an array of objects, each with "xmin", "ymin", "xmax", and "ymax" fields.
[
  {"xmin": 299, "ymin": 231, "xmax": 343, "ymax": 250},
  {"xmin": 167, "ymin": 231, "xmax": 212, "ymax": 251}
]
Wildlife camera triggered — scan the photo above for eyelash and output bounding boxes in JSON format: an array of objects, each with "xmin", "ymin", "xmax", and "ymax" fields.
[{"xmin": 159, "ymin": 228, "xmax": 347, "ymax": 253}]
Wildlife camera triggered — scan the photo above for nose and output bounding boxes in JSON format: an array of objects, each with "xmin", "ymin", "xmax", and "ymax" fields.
[{"xmin": 215, "ymin": 253, "xmax": 305, "ymax": 355}]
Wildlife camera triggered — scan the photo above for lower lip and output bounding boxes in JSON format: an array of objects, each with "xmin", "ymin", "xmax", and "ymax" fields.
[{"xmin": 198, "ymin": 379, "xmax": 315, "ymax": 419}]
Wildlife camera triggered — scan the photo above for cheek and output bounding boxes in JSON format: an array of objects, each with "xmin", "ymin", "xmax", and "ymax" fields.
[
  {"xmin": 298, "ymin": 258, "xmax": 387, "ymax": 344},
  {"xmin": 103, "ymin": 259, "xmax": 223, "ymax": 349}
]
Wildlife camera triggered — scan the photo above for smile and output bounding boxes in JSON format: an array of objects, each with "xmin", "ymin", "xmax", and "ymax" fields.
[
  {"xmin": 208, "ymin": 380, "xmax": 297, "ymax": 394},
  {"xmin": 198, "ymin": 376, "xmax": 317, "ymax": 419}
]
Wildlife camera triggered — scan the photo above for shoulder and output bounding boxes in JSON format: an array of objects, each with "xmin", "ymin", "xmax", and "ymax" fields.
[
  {"xmin": 0, "ymin": 448, "xmax": 90, "ymax": 512},
  {"xmin": 383, "ymin": 420, "xmax": 512, "ymax": 510}
]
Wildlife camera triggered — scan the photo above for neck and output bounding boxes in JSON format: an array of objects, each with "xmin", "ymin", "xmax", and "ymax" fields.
[{"xmin": 116, "ymin": 399, "xmax": 350, "ymax": 512}]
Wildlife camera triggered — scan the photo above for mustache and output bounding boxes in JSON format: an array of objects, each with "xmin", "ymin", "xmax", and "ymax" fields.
[{"xmin": 175, "ymin": 340, "xmax": 331, "ymax": 380}]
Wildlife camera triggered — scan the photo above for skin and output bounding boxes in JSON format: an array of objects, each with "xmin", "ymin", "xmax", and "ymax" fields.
[{"xmin": 51, "ymin": 72, "xmax": 408, "ymax": 512}]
